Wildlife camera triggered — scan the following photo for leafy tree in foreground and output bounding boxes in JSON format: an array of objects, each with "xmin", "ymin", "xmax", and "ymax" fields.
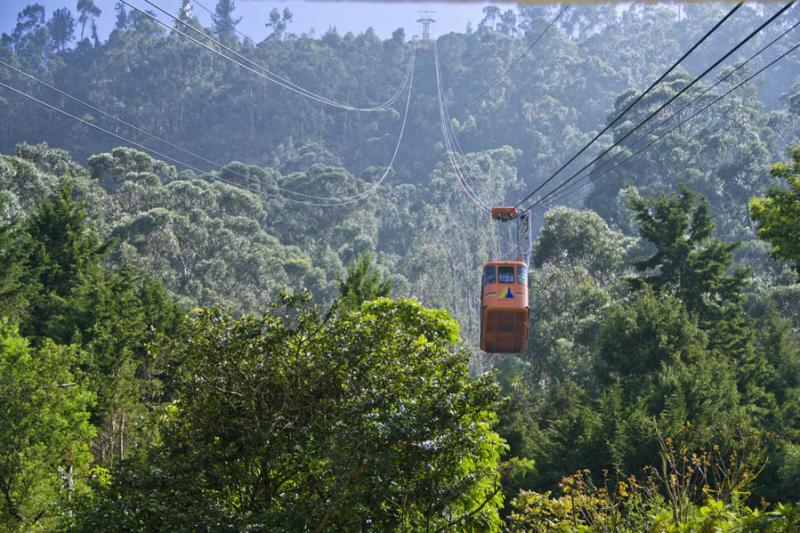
[
  {"xmin": 594, "ymin": 287, "xmax": 747, "ymax": 473},
  {"xmin": 3, "ymin": 181, "xmax": 186, "ymax": 468},
  {"xmin": 22, "ymin": 181, "xmax": 108, "ymax": 342},
  {"xmin": 0, "ymin": 320, "xmax": 95, "ymax": 531},
  {"xmin": 750, "ymin": 146, "xmax": 800, "ymax": 279},
  {"xmin": 79, "ymin": 297, "xmax": 505, "ymax": 531}
]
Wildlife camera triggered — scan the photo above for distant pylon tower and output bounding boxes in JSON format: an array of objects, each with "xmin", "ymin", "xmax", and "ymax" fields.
[{"xmin": 417, "ymin": 10, "xmax": 435, "ymax": 41}]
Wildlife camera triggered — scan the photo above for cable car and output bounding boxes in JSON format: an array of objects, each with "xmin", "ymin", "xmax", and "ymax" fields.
[{"xmin": 480, "ymin": 207, "xmax": 532, "ymax": 354}]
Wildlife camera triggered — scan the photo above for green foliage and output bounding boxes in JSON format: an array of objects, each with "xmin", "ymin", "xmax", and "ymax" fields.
[
  {"xmin": 626, "ymin": 185, "xmax": 757, "ymax": 376},
  {"xmin": 0, "ymin": 320, "xmax": 95, "ymax": 530},
  {"xmin": 213, "ymin": 0, "xmax": 241, "ymax": 43},
  {"xmin": 80, "ymin": 297, "xmax": 506, "ymax": 531},
  {"xmin": 337, "ymin": 253, "xmax": 392, "ymax": 311},
  {"xmin": 22, "ymin": 181, "xmax": 108, "ymax": 341},
  {"xmin": 507, "ymin": 479, "xmax": 800, "ymax": 532},
  {"xmin": 532, "ymin": 206, "xmax": 628, "ymax": 277},
  {"xmin": 750, "ymin": 146, "xmax": 800, "ymax": 278},
  {"xmin": 594, "ymin": 288, "xmax": 747, "ymax": 473},
  {"xmin": 626, "ymin": 185, "xmax": 747, "ymax": 319},
  {"xmin": 507, "ymin": 433, "xmax": 791, "ymax": 532},
  {"xmin": 0, "ymin": 181, "xmax": 186, "ymax": 469},
  {"xmin": 495, "ymin": 185, "xmax": 799, "ymax": 512},
  {"xmin": 0, "ymin": 199, "xmax": 33, "ymax": 324}
]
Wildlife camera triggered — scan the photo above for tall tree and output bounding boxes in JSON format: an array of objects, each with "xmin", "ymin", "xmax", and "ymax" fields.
[
  {"xmin": 213, "ymin": 0, "xmax": 240, "ymax": 43},
  {"xmin": 626, "ymin": 185, "xmax": 748, "ymax": 322},
  {"xmin": 47, "ymin": 8, "xmax": 75, "ymax": 51},
  {"xmin": 113, "ymin": 2, "xmax": 128, "ymax": 30},
  {"xmin": 265, "ymin": 7, "xmax": 293, "ymax": 40},
  {"xmin": 0, "ymin": 201, "xmax": 34, "ymax": 326},
  {"xmin": 22, "ymin": 182, "xmax": 106, "ymax": 341},
  {"xmin": 10, "ymin": 4, "xmax": 46, "ymax": 45},
  {"xmin": 76, "ymin": 0, "xmax": 100, "ymax": 42}
]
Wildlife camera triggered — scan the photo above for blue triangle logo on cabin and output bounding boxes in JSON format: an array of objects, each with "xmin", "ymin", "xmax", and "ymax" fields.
[{"xmin": 499, "ymin": 287, "xmax": 514, "ymax": 299}]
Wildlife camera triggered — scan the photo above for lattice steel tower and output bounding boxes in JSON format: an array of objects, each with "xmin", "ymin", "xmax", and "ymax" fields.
[{"xmin": 417, "ymin": 11, "xmax": 435, "ymax": 41}]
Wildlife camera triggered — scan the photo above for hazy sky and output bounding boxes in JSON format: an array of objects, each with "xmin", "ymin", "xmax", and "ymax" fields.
[{"xmin": 1, "ymin": 0, "xmax": 500, "ymax": 42}]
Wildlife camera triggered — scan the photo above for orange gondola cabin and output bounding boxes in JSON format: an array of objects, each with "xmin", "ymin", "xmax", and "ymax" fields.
[{"xmin": 480, "ymin": 207, "xmax": 532, "ymax": 353}]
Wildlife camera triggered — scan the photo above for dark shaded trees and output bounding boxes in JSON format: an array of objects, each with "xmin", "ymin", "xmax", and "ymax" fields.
[{"xmin": 47, "ymin": 8, "xmax": 74, "ymax": 51}]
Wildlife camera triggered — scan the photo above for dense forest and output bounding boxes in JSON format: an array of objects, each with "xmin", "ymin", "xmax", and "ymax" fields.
[{"xmin": 1, "ymin": 0, "xmax": 800, "ymax": 530}]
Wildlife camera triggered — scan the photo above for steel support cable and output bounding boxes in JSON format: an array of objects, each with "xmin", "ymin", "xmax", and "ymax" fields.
[
  {"xmin": 151, "ymin": 0, "xmax": 414, "ymax": 111},
  {"xmin": 435, "ymin": 42, "xmax": 489, "ymax": 211},
  {"xmin": 189, "ymin": 0, "xmax": 250, "ymax": 41},
  {"xmin": 130, "ymin": 0, "xmax": 413, "ymax": 112},
  {"xmin": 440, "ymin": 90, "xmax": 484, "ymax": 207},
  {"xmin": 520, "ymin": 2, "xmax": 794, "ymax": 212},
  {"xmin": 551, "ymin": 17, "xmax": 800, "ymax": 200},
  {"xmin": 440, "ymin": 97, "xmax": 487, "ymax": 211},
  {"xmin": 249, "ymin": 52, "xmax": 416, "ymax": 205},
  {"xmin": 0, "ymin": 56, "xmax": 416, "ymax": 207},
  {"xmin": 434, "ymin": 41, "xmax": 490, "ymax": 213},
  {"xmin": 0, "ymin": 80, "xmax": 284, "ymax": 201},
  {"xmin": 467, "ymin": 5, "xmax": 569, "ymax": 106},
  {"xmin": 540, "ymin": 38, "xmax": 800, "ymax": 208},
  {"xmin": 187, "ymin": 0, "xmax": 414, "ymax": 111},
  {"xmin": 440, "ymin": 85, "xmax": 491, "ymax": 212},
  {"xmin": 439, "ymin": 93, "xmax": 487, "ymax": 211},
  {"xmin": 436, "ymin": 62, "xmax": 484, "ymax": 208},
  {"xmin": 514, "ymin": 2, "xmax": 744, "ymax": 210},
  {"xmin": 0, "ymin": 59, "xmax": 364, "ymax": 202}
]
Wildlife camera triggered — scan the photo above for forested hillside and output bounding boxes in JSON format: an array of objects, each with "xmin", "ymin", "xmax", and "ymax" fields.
[{"xmin": 1, "ymin": 1, "xmax": 800, "ymax": 530}]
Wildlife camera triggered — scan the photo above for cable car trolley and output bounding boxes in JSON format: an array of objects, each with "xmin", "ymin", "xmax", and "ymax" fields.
[{"xmin": 480, "ymin": 207, "xmax": 532, "ymax": 354}]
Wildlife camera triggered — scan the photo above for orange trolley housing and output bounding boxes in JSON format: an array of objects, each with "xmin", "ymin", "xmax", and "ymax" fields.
[
  {"xmin": 480, "ymin": 207, "xmax": 532, "ymax": 354},
  {"xmin": 480, "ymin": 259, "xmax": 529, "ymax": 353}
]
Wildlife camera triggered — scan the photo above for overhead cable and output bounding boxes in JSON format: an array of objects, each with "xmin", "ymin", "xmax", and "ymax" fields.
[
  {"xmin": 440, "ymin": 76, "xmax": 487, "ymax": 209},
  {"xmin": 514, "ymin": 2, "xmax": 744, "ymax": 210},
  {"xmin": 0, "ymin": 53, "xmax": 416, "ymax": 207},
  {"xmin": 544, "ymin": 17, "xmax": 800, "ymax": 204},
  {"xmin": 518, "ymin": 1, "xmax": 793, "ymax": 211},
  {"xmin": 0, "ymin": 80, "xmax": 287, "ymax": 202},
  {"xmin": 538, "ymin": 38, "xmax": 800, "ymax": 208},
  {"xmin": 0, "ymin": 59, "xmax": 338, "ymax": 202},
  {"xmin": 0, "ymin": 54, "xmax": 416, "ymax": 203}
]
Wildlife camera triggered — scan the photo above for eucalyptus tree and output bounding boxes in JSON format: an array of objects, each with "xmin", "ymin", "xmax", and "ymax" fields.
[{"xmin": 76, "ymin": 0, "xmax": 100, "ymax": 42}]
